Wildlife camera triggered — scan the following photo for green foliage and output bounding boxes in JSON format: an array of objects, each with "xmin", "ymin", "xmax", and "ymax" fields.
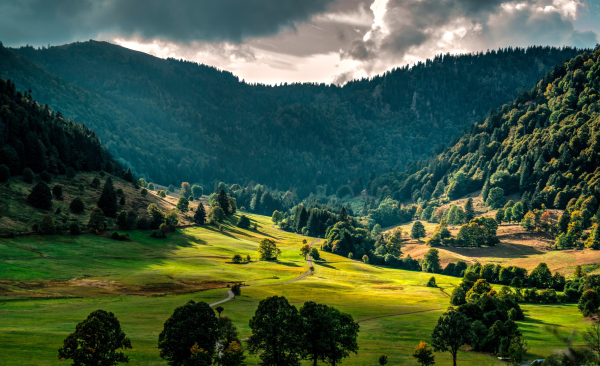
[
  {"xmin": 336, "ymin": 185, "xmax": 354, "ymax": 199},
  {"xmin": 426, "ymin": 277, "xmax": 437, "ymax": 288},
  {"xmin": 58, "ymin": 310, "xmax": 132, "ymax": 366},
  {"xmin": 158, "ymin": 301, "xmax": 219, "ymax": 366},
  {"xmin": 88, "ymin": 206, "xmax": 107, "ymax": 232},
  {"xmin": 69, "ymin": 222, "xmax": 81, "ymax": 235},
  {"xmin": 141, "ymin": 188, "xmax": 148, "ymax": 197},
  {"xmin": 0, "ymin": 164, "xmax": 9, "ymax": 182},
  {"xmin": 208, "ymin": 206, "xmax": 226, "ymax": 223},
  {"xmin": 412, "ymin": 341, "xmax": 435, "ymax": 366},
  {"xmin": 147, "ymin": 203, "xmax": 165, "ymax": 229},
  {"xmin": 176, "ymin": 197, "xmax": 189, "ymax": 212},
  {"xmin": 98, "ymin": 177, "xmax": 118, "ymax": 218},
  {"xmin": 310, "ymin": 248, "xmax": 320, "ymax": 261},
  {"xmin": 248, "ymin": 296, "xmax": 303, "ymax": 366},
  {"xmin": 192, "ymin": 185, "xmax": 203, "ymax": 199},
  {"xmin": 431, "ymin": 308, "xmax": 474, "ymax": 366},
  {"xmin": 52, "ymin": 184, "xmax": 63, "ymax": 199},
  {"xmin": 486, "ymin": 187, "xmax": 506, "ymax": 209},
  {"xmin": 27, "ymin": 181, "xmax": 52, "ymax": 210},
  {"xmin": 422, "ymin": 249, "xmax": 441, "ymax": 273},
  {"xmin": 232, "ymin": 254, "xmax": 243, "ymax": 264},
  {"xmin": 236, "ymin": 214, "xmax": 251, "ymax": 228},
  {"xmin": 258, "ymin": 238, "xmax": 281, "ymax": 260},
  {"xmin": 40, "ymin": 171, "xmax": 51, "ymax": 183},
  {"xmin": 39, "ymin": 214, "xmax": 56, "ymax": 234},
  {"xmin": 411, "ymin": 221, "xmax": 426, "ymax": 240},
  {"xmin": 22, "ymin": 167, "xmax": 34, "ymax": 183},
  {"xmin": 193, "ymin": 204, "xmax": 207, "ymax": 225},
  {"xmin": 181, "ymin": 182, "xmax": 192, "ymax": 199}
]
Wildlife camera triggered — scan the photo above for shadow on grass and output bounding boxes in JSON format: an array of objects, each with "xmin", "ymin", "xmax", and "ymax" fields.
[
  {"xmin": 316, "ymin": 263, "xmax": 340, "ymax": 270},
  {"xmin": 439, "ymin": 240, "xmax": 544, "ymax": 259}
]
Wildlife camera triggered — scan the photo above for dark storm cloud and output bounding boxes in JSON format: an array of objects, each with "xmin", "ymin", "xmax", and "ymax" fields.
[{"xmin": 0, "ymin": 0, "xmax": 335, "ymax": 46}]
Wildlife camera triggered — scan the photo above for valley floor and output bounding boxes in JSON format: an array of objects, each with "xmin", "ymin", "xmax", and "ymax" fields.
[{"xmin": 0, "ymin": 214, "xmax": 591, "ymax": 365}]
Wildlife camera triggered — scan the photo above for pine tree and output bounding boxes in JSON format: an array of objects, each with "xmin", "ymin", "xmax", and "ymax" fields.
[
  {"xmin": 97, "ymin": 177, "xmax": 118, "ymax": 218},
  {"xmin": 217, "ymin": 189, "xmax": 230, "ymax": 216},
  {"xmin": 123, "ymin": 168, "xmax": 133, "ymax": 183},
  {"xmin": 363, "ymin": 200, "xmax": 368, "ymax": 215},
  {"xmin": 463, "ymin": 198, "xmax": 475, "ymax": 223},
  {"xmin": 558, "ymin": 210, "xmax": 571, "ymax": 234},
  {"xmin": 481, "ymin": 173, "xmax": 491, "ymax": 202},
  {"xmin": 193, "ymin": 203, "xmax": 206, "ymax": 225},
  {"xmin": 521, "ymin": 191, "xmax": 531, "ymax": 213},
  {"xmin": 339, "ymin": 207, "xmax": 349, "ymax": 223}
]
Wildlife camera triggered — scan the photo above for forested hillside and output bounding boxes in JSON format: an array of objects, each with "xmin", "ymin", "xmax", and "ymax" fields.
[
  {"xmin": 2, "ymin": 41, "xmax": 584, "ymax": 194},
  {"xmin": 366, "ymin": 46, "xmax": 600, "ymax": 222},
  {"xmin": 0, "ymin": 78, "xmax": 118, "ymax": 177}
]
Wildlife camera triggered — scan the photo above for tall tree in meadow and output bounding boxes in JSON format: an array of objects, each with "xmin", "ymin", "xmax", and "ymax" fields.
[
  {"xmin": 58, "ymin": 310, "xmax": 132, "ymax": 366},
  {"xmin": 463, "ymin": 198, "xmax": 475, "ymax": 223},
  {"xmin": 158, "ymin": 301, "xmax": 219, "ymax": 366},
  {"xmin": 97, "ymin": 177, "xmax": 118, "ymax": 218},
  {"xmin": 431, "ymin": 309, "xmax": 474, "ymax": 366},
  {"xmin": 217, "ymin": 189, "xmax": 231, "ymax": 216},
  {"xmin": 248, "ymin": 296, "xmax": 304, "ymax": 366},
  {"xmin": 411, "ymin": 221, "xmax": 426, "ymax": 241}
]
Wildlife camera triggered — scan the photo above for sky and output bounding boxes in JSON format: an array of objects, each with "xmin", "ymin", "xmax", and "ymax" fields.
[{"xmin": 1, "ymin": 0, "xmax": 599, "ymax": 85}]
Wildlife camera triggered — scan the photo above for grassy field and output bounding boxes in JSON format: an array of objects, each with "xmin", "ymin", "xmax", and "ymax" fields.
[{"xmin": 0, "ymin": 213, "xmax": 593, "ymax": 365}]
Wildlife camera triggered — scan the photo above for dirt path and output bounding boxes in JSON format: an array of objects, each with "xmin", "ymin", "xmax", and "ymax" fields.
[{"xmin": 209, "ymin": 232, "xmax": 318, "ymax": 307}]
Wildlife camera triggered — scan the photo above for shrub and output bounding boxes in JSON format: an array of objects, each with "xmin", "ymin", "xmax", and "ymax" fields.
[
  {"xmin": 55, "ymin": 207, "xmax": 62, "ymax": 215},
  {"xmin": 120, "ymin": 196, "xmax": 126, "ymax": 205},
  {"xmin": 40, "ymin": 171, "xmax": 52, "ymax": 183},
  {"xmin": 310, "ymin": 248, "xmax": 320, "ymax": 260},
  {"xmin": 147, "ymin": 183, "xmax": 154, "ymax": 191},
  {"xmin": 39, "ymin": 214, "xmax": 56, "ymax": 234},
  {"xmin": 236, "ymin": 214, "xmax": 251, "ymax": 228},
  {"xmin": 116, "ymin": 188, "xmax": 124, "ymax": 196},
  {"xmin": 141, "ymin": 188, "xmax": 148, "ymax": 197},
  {"xmin": 91, "ymin": 177, "xmax": 101, "ymax": 188},
  {"xmin": 231, "ymin": 284, "xmax": 241, "ymax": 296},
  {"xmin": 23, "ymin": 167, "xmax": 34, "ymax": 183},
  {"xmin": 362, "ymin": 255, "xmax": 369, "ymax": 264},
  {"xmin": 232, "ymin": 254, "xmax": 243, "ymax": 263},
  {"xmin": 427, "ymin": 277, "xmax": 437, "ymax": 287},
  {"xmin": 136, "ymin": 216, "xmax": 150, "ymax": 230},
  {"xmin": 52, "ymin": 184, "xmax": 63, "ymax": 199},
  {"xmin": 27, "ymin": 182, "xmax": 53, "ymax": 210},
  {"xmin": 111, "ymin": 232, "xmax": 130, "ymax": 241},
  {"xmin": 158, "ymin": 190, "xmax": 166, "ymax": 198},
  {"xmin": 0, "ymin": 164, "xmax": 9, "ymax": 182},
  {"xmin": 78, "ymin": 183, "xmax": 85, "ymax": 192},
  {"xmin": 66, "ymin": 167, "xmax": 76, "ymax": 180},
  {"xmin": 348, "ymin": 252, "xmax": 354, "ymax": 259},
  {"xmin": 246, "ymin": 254, "xmax": 251, "ymax": 262},
  {"xmin": 69, "ymin": 222, "xmax": 81, "ymax": 235}
]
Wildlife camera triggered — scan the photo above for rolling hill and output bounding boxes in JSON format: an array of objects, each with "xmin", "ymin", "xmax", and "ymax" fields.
[{"xmin": 2, "ymin": 41, "xmax": 584, "ymax": 194}]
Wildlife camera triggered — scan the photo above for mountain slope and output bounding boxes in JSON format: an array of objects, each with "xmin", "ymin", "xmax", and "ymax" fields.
[
  {"xmin": 366, "ymin": 47, "xmax": 600, "ymax": 216},
  {"xmin": 3, "ymin": 40, "xmax": 585, "ymax": 193}
]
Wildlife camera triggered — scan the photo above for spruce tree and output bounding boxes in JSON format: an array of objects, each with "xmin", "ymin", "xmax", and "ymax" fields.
[
  {"xmin": 558, "ymin": 210, "xmax": 571, "ymax": 235},
  {"xmin": 27, "ymin": 182, "xmax": 53, "ymax": 210},
  {"xmin": 193, "ymin": 203, "xmax": 207, "ymax": 225},
  {"xmin": 97, "ymin": 177, "xmax": 118, "ymax": 218},
  {"xmin": 521, "ymin": 191, "xmax": 531, "ymax": 213},
  {"xmin": 519, "ymin": 159, "xmax": 529, "ymax": 191},
  {"xmin": 481, "ymin": 173, "xmax": 491, "ymax": 202},
  {"xmin": 463, "ymin": 198, "xmax": 475, "ymax": 223},
  {"xmin": 339, "ymin": 207, "xmax": 348, "ymax": 223},
  {"xmin": 123, "ymin": 168, "xmax": 133, "ymax": 183},
  {"xmin": 217, "ymin": 189, "xmax": 230, "ymax": 216}
]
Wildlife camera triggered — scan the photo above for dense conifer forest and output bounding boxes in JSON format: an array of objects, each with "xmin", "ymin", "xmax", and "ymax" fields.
[
  {"xmin": 1, "ymin": 41, "xmax": 584, "ymax": 195},
  {"xmin": 365, "ymin": 46, "xmax": 600, "ymax": 231},
  {"xmin": 0, "ymin": 78, "xmax": 118, "ymax": 177}
]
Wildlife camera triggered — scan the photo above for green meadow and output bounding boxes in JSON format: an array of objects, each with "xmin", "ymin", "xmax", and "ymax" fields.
[{"xmin": 0, "ymin": 214, "xmax": 590, "ymax": 365}]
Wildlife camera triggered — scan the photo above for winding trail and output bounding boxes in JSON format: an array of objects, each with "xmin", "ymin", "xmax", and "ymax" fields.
[{"xmin": 209, "ymin": 233, "xmax": 317, "ymax": 307}]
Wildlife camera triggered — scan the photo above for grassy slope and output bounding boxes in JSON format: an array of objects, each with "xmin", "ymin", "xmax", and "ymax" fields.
[
  {"xmin": 385, "ymin": 191, "xmax": 600, "ymax": 278},
  {"xmin": 0, "ymin": 214, "xmax": 591, "ymax": 365}
]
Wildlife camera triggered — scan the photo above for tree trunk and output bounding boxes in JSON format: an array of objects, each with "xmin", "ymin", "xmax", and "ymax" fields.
[
  {"xmin": 453, "ymin": 352, "xmax": 457, "ymax": 366},
  {"xmin": 313, "ymin": 356, "xmax": 318, "ymax": 366}
]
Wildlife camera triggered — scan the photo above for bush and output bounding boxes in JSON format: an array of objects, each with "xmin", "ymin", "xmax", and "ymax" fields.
[
  {"xmin": 231, "ymin": 284, "xmax": 242, "ymax": 296},
  {"xmin": 147, "ymin": 183, "xmax": 154, "ymax": 191},
  {"xmin": 427, "ymin": 277, "xmax": 437, "ymax": 287},
  {"xmin": 310, "ymin": 248, "xmax": 320, "ymax": 260},
  {"xmin": 136, "ymin": 216, "xmax": 150, "ymax": 230},
  {"xmin": 232, "ymin": 254, "xmax": 243, "ymax": 263},
  {"xmin": 69, "ymin": 222, "xmax": 81, "ymax": 235},
  {"xmin": 66, "ymin": 167, "xmax": 76, "ymax": 180},
  {"xmin": 27, "ymin": 182, "xmax": 53, "ymax": 210},
  {"xmin": 91, "ymin": 177, "xmax": 101, "ymax": 188},
  {"xmin": 69, "ymin": 197, "xmax": 84, "ymax": 213},
  {"xmin": 116, "ymin": 188, "xmax": 124, "ymax": 196},
  {"xmin": 111, "ymin": 232, "xmax": 130, "ymax": 241},
  {"xmin": 40, "ymin": 171, "xmax": 51, "ymax": 183},
  {"xmin": 141, "ymin": 188, "xmax": 148, "ymax": 197},
  {"xmin": 23, "ymin": 168, "xmax": 34, "ymax": 183},
  {"xmin": 158, "ymin": 190, "xmax": 166, "ymax": 198},
  {"xmin": 52, "ymin": 184, "xmax": 63, "ymax": 199},
  {"xmin": 39, "ymin": 214, "xmax": 56, "ymax": 234},
  {"xmin": 237, "ymin": 214, "xmax": 251, "ymax": 228},
  {"xmin": 0, "ymin": 164, "xmax": 9, "ymax": 182}
]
